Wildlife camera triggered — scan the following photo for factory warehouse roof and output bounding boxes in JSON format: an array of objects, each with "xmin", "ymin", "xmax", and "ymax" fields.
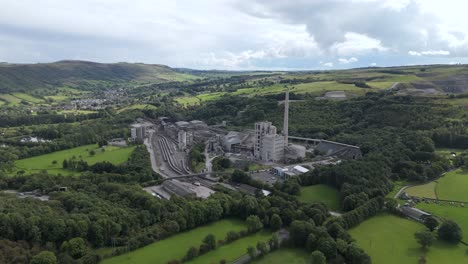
[
  {"xmin": 175, "ymin": 121, "xmax": 190, "ymax": 127},
  {"xmin": 293, "ymin": 165, "xmax": 309, "ymax": 173}
]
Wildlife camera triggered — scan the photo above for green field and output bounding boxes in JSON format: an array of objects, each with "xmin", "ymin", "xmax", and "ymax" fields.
[
  {"xmin": 417, "ymin": 203, "xmax": 468, "ymax": 242},
  {"xmin": 404, "ymin": 169, "xmax": 468, "ymax": 201},
  {"xmin": 187, "ymin": 231, "xmax": 272, "ymax": 264},
  {"xmin": 12, "ymin": 92, "xmax": 44, "ymax": 103},
  {"xmin": 349, "ymin": 214, "xmax": 468, "ymax": 264},
  {"xmin": 437, "ymin": 169, "xmax": 468, "ymax": 201},
  {"xmin": 0, "ymin": 94, "xmax": 22, "ymax": 105},
  {"xmin": 117, "ymin": 104, "xmax": 157, "ymax": 113},
  {"xmin": 176, "ymin": 96, "xmax": 202, "ymax": 106},
  {"xmin": 42, "ymin": 86, "xmax": 90, "ymax": 102},
  {"xmin": 57, "ymin": 110, "xmax": 98, "ymax": 115},
  {"xmin": 251, "ymin": 248, "xmax": 309, "ymax": 264},
  {"xmin": 175, "ymin": 80, "xmax": 379, "ymax": 106},
  {"xmin": 367, "ymin": 81, "xmax": 395, "ymax": 89},
  {"xmin": 15, "ymin": 144, "xmax": 136, "ymax": 175},
  {"xmin": 405, "ymin": 181, "xmax": 438, "ymax": 199},
  {"xmin": 439, "ymin": 97, "xmax": 468, "ymax": 107},
  {"xmin": 298, "ymin": 185, "xmax": 341, "ymax": 211},
  {"xmin": 175, "ymin": 93, "xmax": 225, "ymax": 106},
  {"xmin": 233, "ymin": 81, "xmax": 366, "ymax": 97},
  {"xmin": 101, "ymin": 219, "xmax": 247, "ymax": 264}
]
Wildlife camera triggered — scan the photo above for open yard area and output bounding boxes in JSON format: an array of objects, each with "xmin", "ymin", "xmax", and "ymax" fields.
[
  {"xmin": 15, "ymin": 144, "xmax": 136, "ymax": 175},
  {"xmin": 298, "ymin": 184, "xmax": 341, "ymax": 211},
  {"xmin": 101, "ymin": 219, "xmax": 247, "ymax": 264},
  {"xmin": 349, "ymin": 214, "xmax": 468, "ymax": 264},
  {"xmin": 187, "ymin": 231, "xmax": 272, "ymax": 264},
  {"xmin": 251, "ymin": 248, "xmax": 309, "ymax": 264}
]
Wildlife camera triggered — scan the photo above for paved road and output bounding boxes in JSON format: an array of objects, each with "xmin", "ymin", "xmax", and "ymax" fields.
[
  {"xmin": 204, "ymin": 143, "xmax": 218, "ymax": 173},
  {"xmin": 394, "ymin": 185, "xmax": 412, "ymax": 199}
]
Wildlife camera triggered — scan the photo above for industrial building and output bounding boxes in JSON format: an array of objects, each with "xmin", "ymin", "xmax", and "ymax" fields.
[
  {"xmin": 130, "ymin": 124, "xmax": 146, "ymax": 141},
  {"xmin": 130, "ymin": 120, "xmax": 155, "ymax": 141},
  {"xmin": 315, "ymin": 140, "xmax": 362, "ymax": 159},
  {"xmin": 253, "ymin": 89, "xmax": 306, "ymax": 163},
  {"xmin": 400, "ymin": 206, "xmax": 432, "ymax": 222},
  {"xmin": 221, "ymin": 131, "xmax": 254, "ymax": 155},
  {"xmin": 271, "ymin": 165, "xmax": 310, "ymax": 179},
  {"xmin": 254, "ymin": 121, "xmax": 285, "ymax": 162},
  {"xmin": 161, "ymin": 120, "xmax": 212, "ymax": 151}
]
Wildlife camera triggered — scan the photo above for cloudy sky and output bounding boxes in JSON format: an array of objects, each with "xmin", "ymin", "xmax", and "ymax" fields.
[{"xmin": 1, "ymin": 0, "xmax": 468, "ymax": 70}]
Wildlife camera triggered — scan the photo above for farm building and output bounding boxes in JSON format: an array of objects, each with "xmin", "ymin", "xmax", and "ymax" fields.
[{"xmin": 400, "ymin": 206, "xmax": 432, "ymax": 222}]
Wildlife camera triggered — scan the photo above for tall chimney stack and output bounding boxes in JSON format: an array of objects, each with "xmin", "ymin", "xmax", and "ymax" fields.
[{"xmin": 283, "ymin": 87, "xmax": 289, "ymax": 146}]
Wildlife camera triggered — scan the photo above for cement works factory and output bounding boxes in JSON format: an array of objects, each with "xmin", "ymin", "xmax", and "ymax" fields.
[{"xmin": 133, "ymin": 90, "xmax": 362, "ymax": 200}]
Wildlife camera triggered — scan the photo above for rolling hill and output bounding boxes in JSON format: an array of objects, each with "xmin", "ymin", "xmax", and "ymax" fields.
[{"xmin": 0, "ymin": 60, "xmax": 197, "ymax": 93}]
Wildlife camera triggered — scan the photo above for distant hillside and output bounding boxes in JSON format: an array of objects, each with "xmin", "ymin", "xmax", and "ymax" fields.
[{"xmin": 0, "ymin": 60, "xmax": 197, "ymax": 93}]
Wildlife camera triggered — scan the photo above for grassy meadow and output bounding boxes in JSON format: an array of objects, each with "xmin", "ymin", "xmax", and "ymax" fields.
[
  {"xmin": 117, "ymin": 104, "xmax": 157, "ymax": 113},
  {"xmin": 175, "ymin": 80, "xmax": 385, "ymax": 107},
  {"xmin": 404, "ymin": 168, "xmax": 468, "ymax": 201},
  {"xmin": 101, "ymin": 219, "xmax": 247, "ymax": 264},
  {"xmin": 15, "ymin": 144, "xmax": 135, "ymax": 175},
  {"xmin": 436, "ymin": 169, "xmax": 468, "ymax": 201},
  {"xmin": 349, "ymin": 214, "xmax": 468, "ymax": 264},
  {"xmin": 12, "ymin": 92, "xmax": 44, "ymax": 103},
  {"xmin": 298, "ymin": 184, "xmax": 341, "ymax": 211},
  {"xmin": 405, "ymin": 182, "xmax": 438, "ymax": 199},
  {"xmin": 0, "ymin": 94, "xmax": 22, "ymax": 105},
  {"xmin": 417, "ymin": 203, "xmax": 468, "ymax": 242},
  {"xmin": 186, "ymin": 231, "xmax": 272, "ymax": 264}
]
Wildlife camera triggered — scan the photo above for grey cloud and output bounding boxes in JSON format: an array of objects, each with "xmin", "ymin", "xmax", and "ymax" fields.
[{"xmin": 240, "ymin": 0, "xmax": 452, "ymax": 54}]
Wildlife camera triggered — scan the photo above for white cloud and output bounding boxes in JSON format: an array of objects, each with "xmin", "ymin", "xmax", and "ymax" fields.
[
  {"xmin": 322, "ymin": 62, "xmax": 334, "ymax": 67},
  {"xmin": 330, "ymin": 33, "xmax": 388, "ymax": 56},
  {"xmin": 370, "ymin": 62, "xmax": 377, "ymax": 66},
  {"xmin": 195, "ymin": 26, "xmax": 320, "ymax": 69},
  {"xmin": 408, "ymin": 50, "xmax": 451, "ymax": 56},
  {"xmin": 338, "ymin": 57, "xmax": 358, "ymax": 64},
  {"xmin": 244, "ymin": 0, "xmax": 468, "ymax": 59}
]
